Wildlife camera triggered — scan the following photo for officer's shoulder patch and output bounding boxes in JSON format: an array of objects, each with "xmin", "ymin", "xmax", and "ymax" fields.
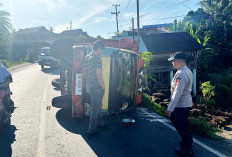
[{"xmin": 176, "ymin": 78, "xmax": 181, "ymax": 86}]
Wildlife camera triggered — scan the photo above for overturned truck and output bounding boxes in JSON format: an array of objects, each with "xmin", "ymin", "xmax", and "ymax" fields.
[{"xmin": 51, "ymin": 38, "xmax": 144, "ymax": 118}]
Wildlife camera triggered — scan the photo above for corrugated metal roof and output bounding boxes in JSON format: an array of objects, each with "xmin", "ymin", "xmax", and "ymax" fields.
[{"xmin": 141, "ymin": 32, "xmax": 202, "ymax": 53}]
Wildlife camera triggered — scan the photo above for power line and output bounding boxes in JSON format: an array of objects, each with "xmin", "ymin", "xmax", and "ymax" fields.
[
  {"xmin": 122, "ymin": 0, "xmax": 131, "ymax": 16},
  {"xmin": 176, "ymin": 0, "xmax": 191, "ymax": 11},
  {"xmin": 140, "ymin": 0, "xmax": 156, "ymax": 11},
  {"xmin": 140, "ymin": 0, "xmax": 190, "ymax": 18},
  {"xmin": 119, "ymin": 12, "xmax": 131, "ymax": 29}
]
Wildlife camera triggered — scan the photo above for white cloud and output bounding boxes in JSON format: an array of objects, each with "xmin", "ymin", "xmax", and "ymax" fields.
[
  {"xmin": 36, "ymin": 0, "xmax": 71, "ymax": 13},
  {"xmin": 124, "ymin": 12, "xmax": 135, "ymax": 18},
  {"xmin": 53, "ymin": 24, "xmax": 69, "ymax": 33},
  {"xmin": 92, "ymin": 16, "xmax": 114, "ymax": 24}
]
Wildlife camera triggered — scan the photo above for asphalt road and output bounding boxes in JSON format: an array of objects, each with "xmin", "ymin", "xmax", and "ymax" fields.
[{"xmin": 0, "ymin": 64, "xmax": 231, "ymax": 157}]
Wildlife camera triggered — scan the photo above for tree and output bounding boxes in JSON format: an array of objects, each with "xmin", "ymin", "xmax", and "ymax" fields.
[
  {"xmin": 141, "ymin": 52, "xmax": 156, "ymax": 88},
  {"xmin": 0, "ymin": 3, "xmax": 11, "ymax": 59},
  {"xmin": 96, "ymin": 35, "xmax": 104, "ymax": 39},
  {"xmin": 49, "ymin": 27, "xmax": 54, "ymax": 32},
  {"xmin": 0, "ymin": 3, "xmax": 11, "ymax": 32}
]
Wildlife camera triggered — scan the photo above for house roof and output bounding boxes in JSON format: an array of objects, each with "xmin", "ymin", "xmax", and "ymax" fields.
[
  {"xmin": 141, "ymin": 32, "xmax": 202, "ymax": 53},
  {"xmin": 143, "ymin": 23, "xmax": 173, "ymax": 29},
  {"xmin": 59, "ymin": 29, "xmax": 89, "ymax": 38},
  {"xmin": 17, "ymin": 26, "xmax": 51, "ymax": 34}
]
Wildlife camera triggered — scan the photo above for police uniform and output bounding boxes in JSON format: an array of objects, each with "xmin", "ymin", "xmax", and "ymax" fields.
[{"xmin": 168, "ymin": 52, "xmax": 193, "ymax": 156}]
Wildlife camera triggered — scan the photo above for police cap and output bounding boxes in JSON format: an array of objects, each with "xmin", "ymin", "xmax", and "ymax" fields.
[{"xmin": 168, "ymin": 51, "xmax": 187, "ymax": 62}]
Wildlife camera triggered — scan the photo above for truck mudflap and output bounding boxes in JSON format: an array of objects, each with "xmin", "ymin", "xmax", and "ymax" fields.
[{"xmin": 72, "ymin": 46, "xmax": 85, "ymax": 117}]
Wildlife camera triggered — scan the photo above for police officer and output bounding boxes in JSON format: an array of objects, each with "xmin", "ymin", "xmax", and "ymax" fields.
[{"xmin": 166, "ymin": 51, "xmax": 194, "ymax": 156}]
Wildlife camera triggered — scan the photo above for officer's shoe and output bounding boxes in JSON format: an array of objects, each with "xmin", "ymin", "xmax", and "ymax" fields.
[{"xmin": 175, "ymin": 147, "xmax": 193, "ymax": 156}]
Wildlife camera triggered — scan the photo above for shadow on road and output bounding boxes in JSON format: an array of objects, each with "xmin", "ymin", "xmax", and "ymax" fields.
[
  {"xmin": 0, "ymin": 125, "xmax": 17, "ymax": 157},
  {"xmin": 41, "ymin": 67, "xmax": 60, "ymax": 75},
  {"xmin": 55, "ymin": 108, "xmax": 162, "ymax": 157}
]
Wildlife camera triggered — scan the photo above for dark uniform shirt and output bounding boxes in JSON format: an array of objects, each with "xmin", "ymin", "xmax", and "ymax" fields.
[
  {"xmin": 168, "ymin": 65, "xmax": 193, "ymax": 112},
  {"xmin": 83, "ymin": 53, "xmax": 102, "ymax": 91}
]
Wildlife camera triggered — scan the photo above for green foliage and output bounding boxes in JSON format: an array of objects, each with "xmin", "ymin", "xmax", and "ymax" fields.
[
  {"xmin": 96, "ymin": 35, "xmax": 104, "ymax": 39},
  {"xmin": 170, "ymin": 0, "xmax": 232, "ymax": 56},
  {"xmin": 197, "ymin": 48, "xmax": 217, "ymax": 82},
  {"xmin": 142, "ymin": 93, "xmax": 218, "ymax": 138},
  {"xmin": 142, "ymin": 93, "xmax": 167, "ymax": 117},
  {"xmin": 141, "ymin": 52, "xmax": 153, "ymax": 67},
  {"xmin": 200, "ymin": 81, "xmax": 215, "ymax": 105},
  {"xmin": 141, "ymin": 52, "xmax": 156, "ymax": 87},
  {"xmin": 217, "ymin": 74, "xmax": 232, "ymax": 106},
  {"xmin": 189, "ymin": 117, "xmax": 218, "ymax": 138},
  {"xmin": 0, "ymin": 3, "xmax": 11, "ymax": 45},
  {"xmin": 1, "ymin": 59, "xmax": 26, "ymax": 68},
  {"xmin": 207, "ymin": 99, "xmax": 216, "ymax": 106}
]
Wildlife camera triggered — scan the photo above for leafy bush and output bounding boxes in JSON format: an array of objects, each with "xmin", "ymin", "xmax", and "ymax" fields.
[
  {"xmin": 1, "ymin": 60, "xmax": 26, "ymax": 68},
  {"xmin": 189, "ymin": 117, "xmax": 219, "ymax": 138},
  {"xmin": 141, "ymin": 52, "xmax": 156, "ymax": 88},
  {"xmin": 142, "ymin": 93, "xmax": 219, "ymax": 139},
  {"xmin": 200, "ymin": 81, "xmax": 215, "ymax": 105},
  {"xmin": 1, "ymin": 59, "xmax": 9, "ymax": 67},
  {"xmin": 142, "ymin": 93, "xmax": 167, "ymax": 117}
]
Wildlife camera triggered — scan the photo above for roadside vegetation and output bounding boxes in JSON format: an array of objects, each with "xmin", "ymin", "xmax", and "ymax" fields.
[
  {"xmin": 142, "ymin": 0, "xmax": 232, "ymax": 139},
  {"xmin": 142, "ymin": 93, "xmax": 221, "ymax": 139},
  {"xmin": 168, "ymin": 0, "xmax": 232, "ymax": 111},
  {"xmin": 1, "ymin": 60, "xmax": 27, "ymax": 68},
  {"xmin": 0, "ymin": 3, "xmax": 28, "ymax": 67}
]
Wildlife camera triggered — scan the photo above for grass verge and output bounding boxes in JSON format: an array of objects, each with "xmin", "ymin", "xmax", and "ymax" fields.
[
  {"xmin": 2, "ymin": 60, "xmax": 27, "ymax": 68},
  {"xmin": 142, "ymin": 93, "xmax": 220, "ymax": 139}
]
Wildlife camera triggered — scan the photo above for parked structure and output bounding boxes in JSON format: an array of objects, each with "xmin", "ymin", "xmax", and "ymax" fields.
[{"xmin": 141, "ymin": 32, "xmax": 202, "ymax": 96}]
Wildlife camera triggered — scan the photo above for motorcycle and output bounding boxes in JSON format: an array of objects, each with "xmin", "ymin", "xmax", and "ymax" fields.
[{"xmin": 0, "ymin": 75, "xmax": 14, "ymax": 131}]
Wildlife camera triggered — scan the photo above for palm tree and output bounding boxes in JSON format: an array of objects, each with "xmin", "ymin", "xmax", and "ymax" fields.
[
  {"xmin": 200, "ymin": 0, "xmax": 230, "ymax": 17},
  {"xmin": 0, "ymin": 3, "xmax": 11, "ymax": 32}
]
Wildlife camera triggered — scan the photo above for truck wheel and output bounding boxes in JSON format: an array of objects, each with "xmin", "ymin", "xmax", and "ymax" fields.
[
  {"xmin": 52, "ymin": 95, "xmax": 72, "ymax": 109},
  {"xmin": 52, "ymin": 78, "xmax": 60, "ymax": 89},
  {"xmin": 41, "ymin": 65, "xmax": 44, "ymax": 70}
]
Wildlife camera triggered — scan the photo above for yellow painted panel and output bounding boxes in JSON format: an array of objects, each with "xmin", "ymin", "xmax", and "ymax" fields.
[{"xmin": 102, "ymin": 57, "xmax": 110, "ymax": 110}]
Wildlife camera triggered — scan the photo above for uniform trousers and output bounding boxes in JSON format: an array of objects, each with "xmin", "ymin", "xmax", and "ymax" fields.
[
  {"xmin": 88, "ymin": 86, "xmax": 105, "ymax": 132},
  {"xmin": 170, "ymin": 107, "xmax": 193, "ymax": 149}
]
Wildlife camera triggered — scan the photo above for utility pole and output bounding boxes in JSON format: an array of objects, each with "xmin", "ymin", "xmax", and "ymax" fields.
[
  {"xmin": 131, "ymin": 18, "xmax": 135, "ymax": 47},
  {"xmin": 136, "ymin": 0, "xmax": 140, "ymax": 52},
  {"xmin": 111, "ymin": 4, "xmax": 120, "ymax": 36}
]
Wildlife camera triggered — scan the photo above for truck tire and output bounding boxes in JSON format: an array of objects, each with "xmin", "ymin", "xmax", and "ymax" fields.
[
  {"xmin": 52, "ymin": 78, "xmax": 60, "ymax": 89},
  {"xmin": 52, "ymin": 95, "xmax": 72, "ymax": 109},
  {"xmin": 41, "ymin": 65, "xmax": 44, "ymax": 70}
]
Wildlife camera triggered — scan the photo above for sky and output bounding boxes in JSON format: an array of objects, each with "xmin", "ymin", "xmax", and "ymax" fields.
[{"xmin": 1, "ymin": 0, "xmax": 201, "ymax": 38}]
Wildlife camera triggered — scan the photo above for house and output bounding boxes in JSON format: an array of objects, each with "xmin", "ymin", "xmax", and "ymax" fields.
[
  {"xmin": 58, "ymin": 29, "xmax": 89, "ymax": 39},
  {"xmin": 141, "ymin": 32, "xmax": 202, "ymax": 96},
  {"xmin": 13, "ymin": 26, "xmax": 55, "ymax": 44}
]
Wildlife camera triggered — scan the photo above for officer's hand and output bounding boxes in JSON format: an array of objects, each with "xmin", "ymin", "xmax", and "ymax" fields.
[{"xmin": 165, "ymin": 110, "xmax": 172, "ymax": 116}]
